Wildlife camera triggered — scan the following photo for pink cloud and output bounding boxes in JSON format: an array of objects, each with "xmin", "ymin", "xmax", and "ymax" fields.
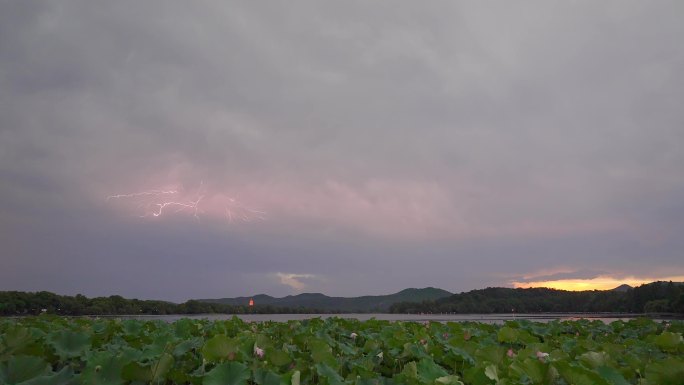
[{"xmin": 99, "ymin": 171, "xmax": 640, "ymax": 241}]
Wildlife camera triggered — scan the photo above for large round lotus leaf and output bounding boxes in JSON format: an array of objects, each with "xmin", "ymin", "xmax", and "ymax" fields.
[
  {"xmin": 416, "ymin": 358, "xmax": 448, "ymax": 383},
  {"xmin": 1, "ymin": 327, "xmax": 34, "ymax": 355},
  {"xmin": 0, "ymin": 355, "xmax": 51, "ymax": 384},
  {"xmin": 596, "ymin": 366, "xmax": 630, "ymax": 385},
  {"xmin": 497, "ymin": 326, "xmax": 520, "ymax": 344},
  {"xmin": 202, "ymin": 335, "xmax": 239, "ymax": 362},
  {"xmin": 121, "ymin": 353, "xmax": 174, "ymax": 382},
  {"xmin": 315, "ymin": 363, "xmax": 344, "ymax": 385},
  {"xmin": 654, "ymin": 331, "xmax": 683, "ymax": 352},
  {"xmin": 264, "ymin": 347, "xmax": 291, "ymax": 366},
  {"xmin": 49, "ymin": 330, "xmax": 91, "ymax": 359},
  {"xmin": 80, "ymin": 352, "xmax": 129, "ymax": 385},
  {"xmin": 17, "ymin": 367, "xmax": 76, "ymax": 385},
  {"xmin": 554, "ymin": 361, "xmax": 610, "ymax": 385},
  {"xmin": 173, "ymin": 337, "xmax": 203, "ymax": 357},
  {"xmin": 645, "ymin": 357, "xmax": 684, "ymax": 385},
  {"xmin": 202, "ymin": 362, "xmax": 250, "ymax": 385},
  {"xmin": 253, "ymin": 368, "xmax": 282, "ymax": 385}
]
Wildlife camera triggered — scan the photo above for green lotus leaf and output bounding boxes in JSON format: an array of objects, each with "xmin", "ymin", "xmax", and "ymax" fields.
[
  {"xmin": 463, "ymin": 364, "xmax": 496, "ymax": 385},
  {"xmin": 577, "ymin": 351, "xmax": 608, "ymax": 368},
  {"xmin": 0, "ymin": 355, "xmax": 51, "ymax": 384},
  {"xmin": 416, "ymin": 358, "xmax": 448, "ymax": 383},
  {"xmin": 203, "ymin": 362, "xmax": 250, "ymax": 385},
  {"xmin": 554, "ymin": 361, "xmax": 610, "ymax": 385},
  {"xmin": 395, "ymin": 361, "xmax": 417, "ymax": 383},
  {"xmin": 0, "ymin": 327, "xmax": 34, "ymax": 359},
  {"xmin": 447, "ymin": 346, "xmax": 475, "ymax": 365},
  {"xmin": 315, "ymin": 363, "xmax": 344, "ymax": 385},
  {"xmin": 336, "ymin": 341, "xmax": 357, "ymax": 355},
  {"xmin": 202, "ymin": 335, "xmax": 239, "ymax": 362},
  {"xmin": 309, "ymin": 339, "xmax": 335, "ymax": 366},
  {"xmin": 653, "ymin": 331, "xmax": 682, "ymax": 352},
  {"xmin": 265, "ymin": 347, "xmax": 292, "ymax": 366},
  {"xmin": 17, "ymin": 367, "xmax": 76, "ymax": 385},
  {"xmin": 174, "ymin": 319, "xmax": 197, "ymax": 339},
  {"xmin": 122, "ymin": 353, "xmax": 174, "ymax": 382},
  {"xmin": 644, "ymin": 357, "xmax": 684, "ymax": 385},
  {"xmin": 356, "ymin": 378, "xmax": 386, "ymax": 385},
  {"xmin": 596, "ymin": 366, "xmax": 630, "ymax": 385},
  {"xmin": 49, "ymin": 330, "xmax": 90, "ymax": 359},
  {"xmin": 510, "ymin": 358, "xmax": 548, "ymax": 385},
  {"xmin": 173, "ymin": 337, "xmax": 203, "ymax": 357},
  {"xmin": 435, "ymin": 375, "xmax": 464, "ymax": 385},
  {"xmin": 483, "ymin": 364, "xmax": 499, "ymax": 382},
  {"xmin": 474, "ymin": 346, "xmax": 504, "ymax": 365},
  {"xmin": 255, "ymin": 334, "xmax": 274, "ymax": 350},
  {"xmin": 121, "ymin": 320, "xmax": 143, "ymax": 335},
  {"xmin": 253, "ymin": 368, "xmax": 282, "ymax": 385},
  {"xmin": 497, "ymin": 326, "xmax": 520, "ymax": 344},
  {"xmin": 80, "ymin": 352, "xmax": 129, "ymax": 385}
]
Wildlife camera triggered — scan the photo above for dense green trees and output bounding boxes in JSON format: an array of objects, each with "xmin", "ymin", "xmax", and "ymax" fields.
[
  {"xmin": 2, "ymin": 281, "xmax": 682, "ymax": 316},
  {"xmin": 0, "ymin": 292, "xmax": 333, "ymax": 316},
  {"xmin": 389, "ymin": 281, "xmax": 684, "ymax": 314}
]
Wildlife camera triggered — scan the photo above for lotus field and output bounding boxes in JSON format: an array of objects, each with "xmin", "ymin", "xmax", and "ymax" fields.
[{"xmin": 1, "ymin": 316, "xmax": 683, "ymax": 385}]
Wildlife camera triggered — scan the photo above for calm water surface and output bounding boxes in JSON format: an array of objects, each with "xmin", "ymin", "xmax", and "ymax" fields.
[{"xmin": 109, "ymin": 313, "xmax": 673, "ymax": 324}]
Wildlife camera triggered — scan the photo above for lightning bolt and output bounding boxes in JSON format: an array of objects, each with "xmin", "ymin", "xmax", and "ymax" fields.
[
  {"xmin": 106, "ymin": 185, "xmax": 265, "ymax": 223},
  {"xmin": 223, "ymin": 195, "xmax": 266, "ymax": 222},
  {"xmin": 151, "ymin": 195, "xmax": 203, "ymax": 219},
  {"xmin": 106, "ymin": 190, "xmax": 178, "ymax": 200}
]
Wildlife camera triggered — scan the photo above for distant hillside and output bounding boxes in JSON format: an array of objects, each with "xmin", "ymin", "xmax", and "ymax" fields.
[
  {"xmin": 611, "ymin": 284, "xmax": 633, "ymax": 292},
  {"xmin": 390, "ymin": 281, "xmax": 684, "ymax": 314},
  {"xmin": 197, "ymin": 287, "xmax": 452, "ymax": 312}
]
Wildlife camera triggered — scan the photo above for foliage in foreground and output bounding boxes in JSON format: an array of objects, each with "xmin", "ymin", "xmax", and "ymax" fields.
[{"xmin": 0, "ymin": 316, "xmax": 683, "ymax": 385}]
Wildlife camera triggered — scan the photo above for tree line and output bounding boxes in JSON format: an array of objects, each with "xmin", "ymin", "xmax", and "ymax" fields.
[
  {"xmin": 389, "ymin": 281, "xmax": 684, "ymax": 314},
  {"xmin": 0, "ymin": 291, "xmax": 340, "ymax": 316},
  {"xmin": 3, "ymin": 281, "xmax": 682, "ymax": 316}
]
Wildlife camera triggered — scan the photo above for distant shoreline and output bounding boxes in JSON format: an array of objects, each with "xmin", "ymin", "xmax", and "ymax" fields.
[{"xmin": 6, "ymin": 312, "xmax": 683, "ymax": 324}]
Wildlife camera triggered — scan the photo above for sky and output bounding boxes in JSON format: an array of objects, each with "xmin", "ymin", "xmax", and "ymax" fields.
[{"xmin": 1, "ymin": 1, "xmax": 684, "ymax": 302}]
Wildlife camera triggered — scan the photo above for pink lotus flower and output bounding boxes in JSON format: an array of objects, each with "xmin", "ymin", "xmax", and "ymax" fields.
[
  {"xmin": 254, "ymin": 345, "xmax": 265, "ymax": 359},
  {"xmin": 507, "ymin": 348, "xmax": 515, "ymax": 358},
  {"xmin": 350, "ymin": 332, "xmax": 358, "ymax": 339},
  {"xmin": 536, "ymin": 351, "xmax": 549, "ymax": 361}
]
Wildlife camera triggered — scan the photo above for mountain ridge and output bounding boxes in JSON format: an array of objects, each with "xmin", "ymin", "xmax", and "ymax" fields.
[
  {"xmin": 389, "ymin": 281, "xmax": 684, "ymax": 314},
  {"xmin": 196, "ymin": 287, "xmax": 452, "ymax": 312}
]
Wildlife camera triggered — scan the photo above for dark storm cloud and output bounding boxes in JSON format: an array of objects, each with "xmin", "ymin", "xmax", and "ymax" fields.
[{"xmin": 1, "ymin": 1, "xmax": 684, "ymax": 301}]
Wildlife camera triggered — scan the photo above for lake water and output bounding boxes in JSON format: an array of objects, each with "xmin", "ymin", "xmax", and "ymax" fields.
[{"xmin": 107, "ymin": 313, "xmax": 676, "ymax": 324}]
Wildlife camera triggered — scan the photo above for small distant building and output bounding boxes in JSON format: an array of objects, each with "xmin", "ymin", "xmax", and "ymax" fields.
[{"xmin": 249, "ymin": 298, "xmax": 254, "ymax": 307}]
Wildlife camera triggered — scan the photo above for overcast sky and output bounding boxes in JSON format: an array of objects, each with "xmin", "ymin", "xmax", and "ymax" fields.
[{"xmin": 1, "ymin": 1, "xmax": 683, "ymax": 301}]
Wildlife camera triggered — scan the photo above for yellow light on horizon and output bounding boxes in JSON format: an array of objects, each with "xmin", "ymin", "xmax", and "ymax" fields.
[{"xmin": 512, "ymin": 275, "xmax": 684, "ymax": 291}]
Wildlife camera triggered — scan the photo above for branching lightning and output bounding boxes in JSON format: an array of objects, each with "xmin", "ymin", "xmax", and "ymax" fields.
[
  {"xmin": 106, "ymin": 185, "xmax": 265, "ymax": 223},
  {"xmin": 224, "ymin": 197, "xmax": 266, "ymax": 223},
  {"xmin": 106, "ymin": 190, "xmax": 178, "ymax": 200}
]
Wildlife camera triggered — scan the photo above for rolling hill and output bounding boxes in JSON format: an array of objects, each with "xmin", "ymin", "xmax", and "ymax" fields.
[
  {"xmin": 197, "ymin": 287, "xmax": 452, "ymax": 312},
  {"xmin": 389, "ymin": 281, "xmax": 684, "ymax": 314}
]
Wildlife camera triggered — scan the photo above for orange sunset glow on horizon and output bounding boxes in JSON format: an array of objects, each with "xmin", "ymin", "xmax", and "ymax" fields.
[{"xmin": 512, "ymin": 275, "xmax": 684, "ymax": 291}]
